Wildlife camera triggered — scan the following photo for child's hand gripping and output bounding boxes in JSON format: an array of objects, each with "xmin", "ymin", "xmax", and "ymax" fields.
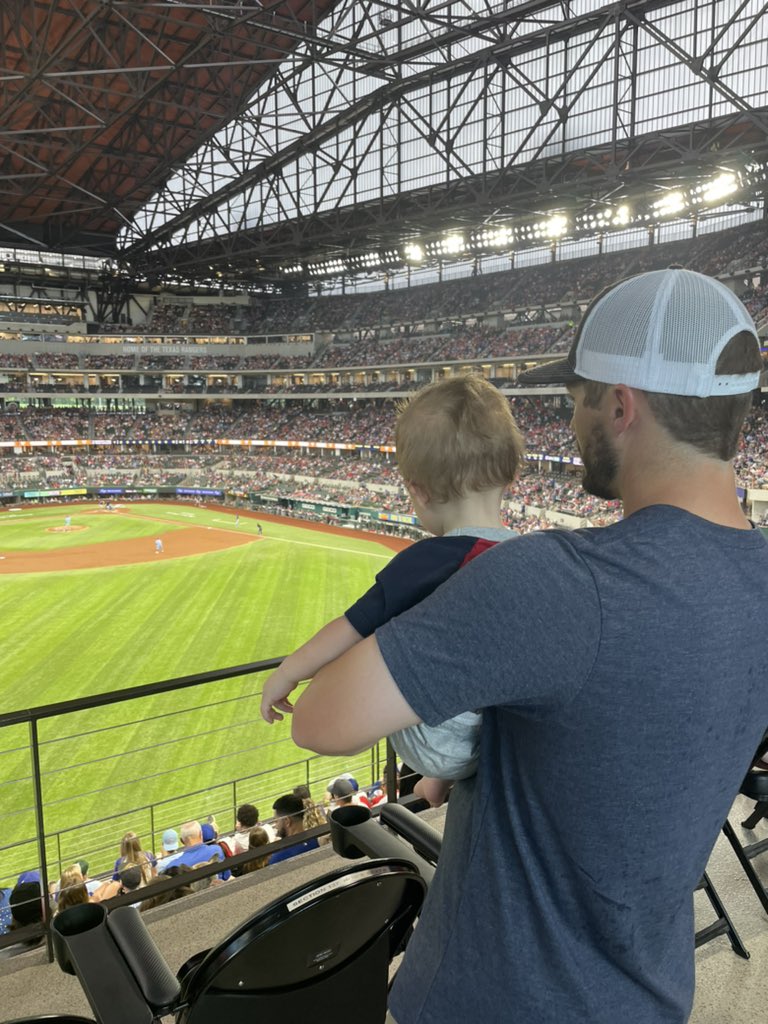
[{"xmin": 260, "ymin": 668, "xmax": 302, "ymax": 723}]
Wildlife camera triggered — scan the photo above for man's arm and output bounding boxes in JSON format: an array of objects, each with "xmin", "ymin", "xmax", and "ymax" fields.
[
  {"xmin": 260, "ymin": 616, "xmax": 362, "ymax": 723},
  {"xmin": 291, "ymin": 634, "xmax": 421, "ymax": 755}
]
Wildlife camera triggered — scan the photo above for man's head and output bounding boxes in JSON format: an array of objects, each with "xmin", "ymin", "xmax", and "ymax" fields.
[
  {"xmin": 236, "ymin": 803, "xmax": 259, "ymax": 829},
  {"xmin": 519, "ymin": 269, "xmax": 763, "ymax": 497},
  {"xmin": 9, "ymin": 881, "xmax": 43, "ymax": 928},
  {"xmin": 180, "ymin": 821, "xmax": 203, "ymax": 847},
  {"xmin": 161, "ymin": 828, "xmax": 180, "ymax": 853},
  {"xmin": 329, "ymin": 777, "xmax": 355, "ymax": 805},
  {"xmin": 395, "ymin": 374, "xmax": 524, "ymax": 505},
  {"xmin": 272, "ymin": 794, "xmax": 305, "ymax": 839},
  {"xmin": 118, "ymin": 863, "xmax": 144, "ymax": 892}
]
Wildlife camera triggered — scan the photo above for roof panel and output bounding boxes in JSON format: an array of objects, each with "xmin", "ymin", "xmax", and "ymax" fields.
[{"xmin": 0, "ymin": 0, "xmax": 341, "ymax": 251}]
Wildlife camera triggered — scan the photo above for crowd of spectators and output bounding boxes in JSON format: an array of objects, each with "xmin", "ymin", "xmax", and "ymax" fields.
[
  {"xmin": 129, "ymin": 221, "xmax": 768, "ymax": 339},
  {"xmin": 3, "ymin": 394, "xmax": 768, "ymax": 496},
  {"xmin": 4, "ymin": 391, "xmax": 768, "ymax": 526},
  {"xmin": 1, "ymin": 776, "xmax": 387, "ymax": 958}
]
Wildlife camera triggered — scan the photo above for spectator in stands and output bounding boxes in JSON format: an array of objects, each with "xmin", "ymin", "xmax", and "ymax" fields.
[
  {"xmin": 201, "ymin": 822, "xmax": 218, "ymax": 843},
  {"xmin": 112, "ymin": 831, "xmax": 156, "ymax": 884},
  {"xmin": 291, "ymin": 269, "xmax": 768, "ymax": 1024},
  {"xmin": 92, "ymin": 862, "xmax": 146, "ymax": 903},
  {"xmin": 261, "ymin": 375, "xmax": 524, "ymax": 807},
  {"xmin": 0, "ymin": 880, "xmax": 11, "ymax": 935},
  {"xmin": 328, "ymin": 777, "xmax": 356, "ymax": 807},
  {"xmin": 160, "ymin": 821, "xmax": 224, "ymax": 872},
  {"xmin": 268, "ymin": 794, "xmax": 320, "ymax": 865},
  {"xmin": 55, "ymin": 866, "xmax": 90, "ymax": 913},
  {"xmin": 293, "ymin": 784, "xmax": 328, "ymax": 830},
  {"xmin": 156, "ymin": 828, "xmax": 180, "ymax": 870},
  {"xmin": 237, "ymin": 827, "xmax": 271, "ymax": 874},
  {"xmin": 0, "ymin": 881, "xmax": 44, "ymax": 959},
  {"xmin": 228, "ymin": 804, "xmax": 260, "ymax": 855}
]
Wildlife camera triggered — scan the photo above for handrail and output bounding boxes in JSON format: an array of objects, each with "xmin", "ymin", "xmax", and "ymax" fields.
[
  {"xmin": 0, "ymin": 654, "xmax": 394, "ymax": 963},
  {"xmin": 0, "ymin": 656, "xmax": 284, "ymax": 728}
]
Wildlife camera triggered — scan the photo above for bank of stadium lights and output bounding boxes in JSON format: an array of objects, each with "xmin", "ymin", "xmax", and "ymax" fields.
[
  {"xmin": 694, "ymin": 171, "xmax": 739, "ymax": 204},
  {"xmin": 742, "ymin": 159, "xmax": 768, "ymax": 187},
  {"xmin": 308, "ymin": 258, "xmax": 345, "ymax": 277},
  {"xmin": 515, "ymin": 214, "xmax": 571, "ymax": 242},
  {"xmin": 348, "ymin": 249, "xmax": 400, "ymax": 270},
  {"xmin": 404, "ymin": 242, "xmax": 424, "ymax": 263},
  {"xmin": 472, "ymin": 226, "xmax": 514, "ymax": 249},
  {"xmin": 652, "ymin": 191, "xmax": 687, "ymax": 217},
  {"xmin": 425, "ymin": 233, "xmax": 465, "ymax": 257},
  {"xmin": 280, "ymin": 263, "xmax": 304, "ymax": 274},
  {"xmin": 576, "ymin": 205, "xmax": 631, "ymax": 232}
]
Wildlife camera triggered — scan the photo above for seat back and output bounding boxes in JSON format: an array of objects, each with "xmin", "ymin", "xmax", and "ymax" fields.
[{"xmin": 177, "ymin": 858, "xmax": 426, "ymax": 1024}]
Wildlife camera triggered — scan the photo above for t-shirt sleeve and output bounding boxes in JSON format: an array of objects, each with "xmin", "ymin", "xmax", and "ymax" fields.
[
  {"xmin": 376, "ymin": 531, "xmax": 601, "ymax": 724},
  {"xmin": 345, "ymin": 536, "xmax": 481, "ymax": 637}
]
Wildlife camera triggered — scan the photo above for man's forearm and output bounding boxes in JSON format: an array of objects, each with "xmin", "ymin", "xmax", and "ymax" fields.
[{"xmin": 292, "ymin": 634, "xmax": 421, "ymax": 754}]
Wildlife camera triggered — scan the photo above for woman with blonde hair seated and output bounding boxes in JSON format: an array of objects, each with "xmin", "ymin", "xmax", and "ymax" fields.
[
  {"xmin": 113, "ymin": 831, "xmax": 156, "ymax": 884},
  {"xmin": 56, "ymin": 865, "xmax": 90, "ymax": 914}
]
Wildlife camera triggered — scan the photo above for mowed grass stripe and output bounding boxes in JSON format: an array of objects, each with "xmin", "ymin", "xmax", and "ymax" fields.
[{"xmin": 0, "ymin": 505, "xmax": 392, "ymax": 876}]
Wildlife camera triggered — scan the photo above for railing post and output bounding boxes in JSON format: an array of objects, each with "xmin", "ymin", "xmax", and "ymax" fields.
[
  {"xmin": 150, "ymin": 802, "xmax": 156, "ymax": 855},
  {"xmin": 385, "ymin": 738, "xmax": 398, "ymax": 805},
  {"xmin": 232, "ymin": 778, "xmax": 237, "ymax": 826},
  {"xmin": 56, "ymin": 831, "xmax": 63, "ymax": 881},
  {"xmin": 29, "ymin": 718, "xmax": 53, "ymax": 962}
]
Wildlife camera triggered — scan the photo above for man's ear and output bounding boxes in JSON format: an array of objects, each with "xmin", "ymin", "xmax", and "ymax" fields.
[{"xmin": 609, "ymin": 385, "xmax": 639, "ymax": 436}]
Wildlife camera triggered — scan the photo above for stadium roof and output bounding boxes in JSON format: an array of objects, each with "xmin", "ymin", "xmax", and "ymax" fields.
[
  {"xmin": 2, "ymin": 1, "xmax": 768, "ymax": 288},
  {"xmin": 0, "ymin": 0, "xmax": 339, "ymax": 254}
]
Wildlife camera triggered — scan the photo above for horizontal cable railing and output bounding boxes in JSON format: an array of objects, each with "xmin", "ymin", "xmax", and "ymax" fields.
[{"xmin": 0, "ymin": 657, "xmax": 391, "ymax": 957}]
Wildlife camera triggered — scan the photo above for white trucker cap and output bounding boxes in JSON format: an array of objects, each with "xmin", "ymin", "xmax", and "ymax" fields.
[{"xmin": 518, "ymin": 268, "xmax": 761, "ymax": 397}]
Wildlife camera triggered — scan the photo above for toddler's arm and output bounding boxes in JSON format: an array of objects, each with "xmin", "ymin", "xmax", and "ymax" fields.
[{"xmin": 260, "ymin": 616, "xmax": 362, "ymax": 723}]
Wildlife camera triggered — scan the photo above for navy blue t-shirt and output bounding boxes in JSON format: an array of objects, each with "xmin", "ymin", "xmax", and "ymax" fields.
[{"xmin": 379, "ymin": 506, "xmax": 768, "ymax": 1024}]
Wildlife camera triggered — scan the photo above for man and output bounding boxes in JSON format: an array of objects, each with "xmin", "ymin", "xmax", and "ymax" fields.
[
  {"xmin": 268, "ymin": 794, "xmax": 320, "ymax": 865},
  {"xmin": 227, "ymin": 803, "xmax": 275, "ymax": 855},
  {"xmin": 155, "ymin": 828, "xmax": 180, "ymax": 872},
  {"xmin": 0, "ymin": 881, "xmax": 44, "ymax": 960},
  {"xmin": 161, "ymin": 821, "xmax": 224, "ymax": 871},
  {"xmin": 327, "ymin": 777, "xmax": 356, "ymax": 807},
  {"xmin": 291, "ymin": 269, "xmax": 768, "ymax": 1024}
]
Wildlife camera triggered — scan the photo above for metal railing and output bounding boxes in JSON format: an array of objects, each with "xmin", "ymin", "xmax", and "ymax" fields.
[{"xmin": 0, "ymin": 656, "xmax": 393, "ymax": 955}]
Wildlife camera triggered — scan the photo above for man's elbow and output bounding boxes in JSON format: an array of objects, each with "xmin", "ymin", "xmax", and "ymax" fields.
[
  {"xmin": 291, "ymin": 713, "xmax": 327, "ymax": 753},
  {"xmin": 291, "ymin": 712, "xmax": 366, "ymax": 756}
]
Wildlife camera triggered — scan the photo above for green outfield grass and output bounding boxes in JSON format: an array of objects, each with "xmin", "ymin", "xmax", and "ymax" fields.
[{"xmin": 0, "ymin": 503, "xmax": 396, "ymax": 881}]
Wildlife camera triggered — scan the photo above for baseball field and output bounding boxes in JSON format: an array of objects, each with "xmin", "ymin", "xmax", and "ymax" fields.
[{"xmin": 0, "ymin": 502, "xmax": 406, "ymax": 882}]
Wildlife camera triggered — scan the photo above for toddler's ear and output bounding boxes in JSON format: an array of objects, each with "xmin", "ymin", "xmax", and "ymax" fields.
[{"xmin": 406, "ymin": 481, "xmax": 431, "ymax": 506}]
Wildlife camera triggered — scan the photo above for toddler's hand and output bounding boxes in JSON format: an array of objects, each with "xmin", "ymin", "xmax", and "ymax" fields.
[{"xmin": 260, "ymin": 670, "xmax": 299, "ymax": 723}]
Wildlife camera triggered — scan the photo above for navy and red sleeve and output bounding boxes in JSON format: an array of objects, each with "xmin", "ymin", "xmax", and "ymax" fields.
[{"xmin": 345, "ymin": 535, "xmax": 496, "ymax": 638}]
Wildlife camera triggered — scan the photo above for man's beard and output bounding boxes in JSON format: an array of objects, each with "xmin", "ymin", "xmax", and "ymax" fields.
[{"xmin": 580, "ymin": 422, "xmax": 619, "ymax": 501}]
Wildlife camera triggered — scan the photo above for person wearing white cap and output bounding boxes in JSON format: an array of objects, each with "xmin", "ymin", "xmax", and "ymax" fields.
[{"xmin": 291, "ymin": 269, "xmax": 768, "ymax": 1024}]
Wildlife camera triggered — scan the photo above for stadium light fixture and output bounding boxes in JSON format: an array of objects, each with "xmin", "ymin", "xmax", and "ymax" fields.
[
  {"xmin": 472, "ymin": 226, "xmax": 513, "ymax": 248},
  {"xmin": 545, "ymin": 214, "xmax": 568, "ymax": 238},
  {"xmin": 651, "ymin": 191, "xmax": 686, "ymax": 217},
  {"xmin": 404, "ymin": 243, "xmax": 424, "ymax": 263},
  {"xmin": 698, "ymin": 172, "xmax": 739, "ymax": 204},
  {"xmin": 441, "ymin": 233, "xmax": 464, "ymax": 254}
]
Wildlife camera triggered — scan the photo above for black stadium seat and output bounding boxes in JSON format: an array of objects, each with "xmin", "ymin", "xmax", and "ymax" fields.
[{"xmin": 52, "ymin": 858, "xmax": 426, "ymax": 1024}]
